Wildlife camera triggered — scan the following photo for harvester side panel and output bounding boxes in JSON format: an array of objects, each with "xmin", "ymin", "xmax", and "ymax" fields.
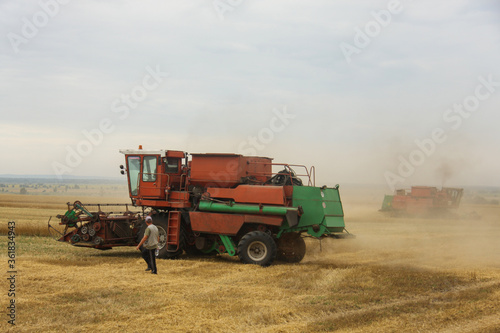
[
  {"xmin": 189, "ymin": 211, "xmax": 283, "ymax": 235},
  {"xmin": 291, "ymin": 186, "xmax": 345, "ymax": 233},
  {"xmin": 391, "ymin": 196, "xmax": 407, "ymax": 210},
  {"xmin": 411, "ymin": 186, "xmax": 437, "ymax": 197},
  {"xmin": 207, "ymin": 185, "xmax": 285, "ymax": 205},
  {"xmin": 406, "ymin": 197, "xmax": 434, "ymax": 214},
  {"xmin": 190, "ymin": 212, "xmax": 245, "ymax": 235}
]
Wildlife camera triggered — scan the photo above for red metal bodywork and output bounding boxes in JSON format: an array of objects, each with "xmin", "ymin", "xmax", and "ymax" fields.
[
  {"xmin": 389, "ymin": 186, "xmax": 463, "ymax": 214},
  {"xmin": 118, "ymin": 149, "xmax": 301, "ymax": 238},
  {"xmin": 206, "ymin": 185, "xmax": 286, "ymax": 205},
  {"xmin": 58, "ymin": 210, "xmax": 140, "ymax": 249},
  {"xmin": 190, "ymin": 153, "xmax": 273, "ymax": 187},
  {"xmin": 189, "ymin": 212, "xmax": 283, "ymax": 235},
  {"xmin": 55, "ymin": 148, "xmax": 317, "ymax": 255}
]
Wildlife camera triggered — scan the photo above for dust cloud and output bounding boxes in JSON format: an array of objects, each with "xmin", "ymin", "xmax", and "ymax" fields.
[{"xmin": 304, "ymin": 185, "xmax": 500, "ymax": 273}]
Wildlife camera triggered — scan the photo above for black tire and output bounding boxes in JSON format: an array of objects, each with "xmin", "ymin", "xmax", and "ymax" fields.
[
  {"xmin": 184, "ymin": 244, "xmax": 218, "ymax": 257},
  {"xmin": 185, "ymin": 237, "xmax": 218, "ymax": 257},
  {"xmin": 276, "ymin": 232, "xmax": 306, "ymax": 263},
  {"xmin": 184, "ymin": 244, "xmax": 203, "ymax": 256},
  {"xmin": 135, "ymin": 220, "xmax": 148, "ymax": 244},
  {"xmin": 237, "ymin": 231, "xmax": 277, "ymax": 267}
]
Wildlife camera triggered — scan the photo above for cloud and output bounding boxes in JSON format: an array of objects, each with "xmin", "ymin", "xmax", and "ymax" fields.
[{"xmin": 0, "ymin": 0, "xmax": 499, "ymax": 186}]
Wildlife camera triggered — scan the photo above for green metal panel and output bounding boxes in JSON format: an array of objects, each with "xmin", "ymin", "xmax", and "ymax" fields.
[
  {"xmin": 64, "ymin": 210, "xmax": 78, "ymax": 222},
  {"xmin": 219, "ymin": 235, "xmax": 236, "ymax": 256},
  {"xmin": 291, "ymin": 186, "xmax": 345, "ymax": 235},
  {"xmin": 74, "ymin": 202, "xmax": 93, "ymax": 218},
  {"xmin": 199, "ymin": 186, "xmax": 346, "ymax": 238},
  {"xmin": 380, "ymin": 195, "xmax": 393, "ymax": 211}
]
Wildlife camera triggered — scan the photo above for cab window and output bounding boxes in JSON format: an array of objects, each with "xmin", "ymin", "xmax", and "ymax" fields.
[
  {"xmin": 142, "ymin": 156, "xmax": 157, "ymax": 182},
  {"xmin": 127, "ymin": 156, "xmax": 141, "ymax": 195},
  {"xmin": 164, "ymin": 157, "xmax": 180, "ymax": 173}
]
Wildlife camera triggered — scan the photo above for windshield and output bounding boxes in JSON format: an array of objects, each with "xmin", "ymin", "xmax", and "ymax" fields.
[{"xmin": 127, "ymin": 156, "xmax": 141, "ymax": 196}]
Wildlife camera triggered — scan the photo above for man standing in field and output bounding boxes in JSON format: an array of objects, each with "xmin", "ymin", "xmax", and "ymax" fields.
[{"xmin": 136, "ymin": 216, "xmax": 159, "ymax": 274}]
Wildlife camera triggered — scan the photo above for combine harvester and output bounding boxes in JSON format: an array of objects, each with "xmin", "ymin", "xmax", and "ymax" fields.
[
  {"xmin": 49, "ymin": 147, "xmax": 352, "ymax": 266},
  {"xmin": 380, "ymin": 186, "xmax": 464, "ymax": 216}
]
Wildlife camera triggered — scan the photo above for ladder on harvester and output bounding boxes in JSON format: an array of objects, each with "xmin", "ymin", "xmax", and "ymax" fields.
[{"xmin": 166, "ymin": 211, "xmax": 181, "ymax": 252}]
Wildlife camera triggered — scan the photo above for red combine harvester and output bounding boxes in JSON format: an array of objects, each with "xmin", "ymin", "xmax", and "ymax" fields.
[
  {"xmin": 50, "ymin": 147, "xmax": 352, "ymax": 266},
  {"xmin": 380, "ymin": 186, "xmax": 464, "ymax": 216}
]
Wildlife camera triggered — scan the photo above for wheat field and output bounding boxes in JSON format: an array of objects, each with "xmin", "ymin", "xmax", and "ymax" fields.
[{"xmin": 0, "ymin": 190, "xmax": 499, "ymax": 332}]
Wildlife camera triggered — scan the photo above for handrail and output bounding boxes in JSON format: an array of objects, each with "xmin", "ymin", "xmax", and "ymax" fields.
[
  {"xmin": 180, "ymin": 173, "xmax": 188, "ymax": 191},
  {"xmin": 248, "ymin": 162, "xmax": 315, "ymax": 187},
  {"xmin": 309, "ymin": 165, "xmax": 316, "ymax": 187}
]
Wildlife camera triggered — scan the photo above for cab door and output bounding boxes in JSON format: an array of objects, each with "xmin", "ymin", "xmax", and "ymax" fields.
[{"xmin": 139, "ymin": 155, "xmax": 163, "ymax": 198}]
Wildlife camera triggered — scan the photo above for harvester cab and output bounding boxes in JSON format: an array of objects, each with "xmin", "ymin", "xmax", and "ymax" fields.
[{"xmin": 119, "ymin": 147, "xmax": 187, "ymax": 203}]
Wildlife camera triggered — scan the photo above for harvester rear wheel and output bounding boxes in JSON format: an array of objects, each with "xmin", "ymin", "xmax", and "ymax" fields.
[
  {"xmin": 238, "ymin": 231, "xmax": 277, "ymax": 267},
  {"xmin": 276, "ymin": 232, "xmax": 306, "ymax": 263}
]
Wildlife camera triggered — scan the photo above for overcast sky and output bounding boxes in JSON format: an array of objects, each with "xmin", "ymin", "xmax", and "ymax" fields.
[{"xmin": 1, "ymin": 0, "xmax": 499, "ymax": 189}]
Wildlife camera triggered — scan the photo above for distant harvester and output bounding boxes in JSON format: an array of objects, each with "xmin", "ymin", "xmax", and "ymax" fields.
[{"xmin": 380, "ymin": 186, "xmax": 464, "ymax": 215}]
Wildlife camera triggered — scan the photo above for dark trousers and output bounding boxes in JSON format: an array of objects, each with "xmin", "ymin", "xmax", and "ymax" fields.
[{"xmin": 141, "ymin": 248, "xmax": 157, "ymax": 273}]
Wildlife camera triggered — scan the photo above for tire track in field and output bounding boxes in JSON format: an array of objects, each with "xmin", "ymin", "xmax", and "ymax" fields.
[
  {"xmin": 314, "ymin": 280, "xmax": 500, "ymax": 325},
  {"xmin": 438, "ymin": 313, "xmax": 500, "ymax": 333}
]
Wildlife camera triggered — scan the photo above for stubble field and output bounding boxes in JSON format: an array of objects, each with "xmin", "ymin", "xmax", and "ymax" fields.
[{"xmin": 0, "ymin": 188, "xmax": 499, "ymax": 332}]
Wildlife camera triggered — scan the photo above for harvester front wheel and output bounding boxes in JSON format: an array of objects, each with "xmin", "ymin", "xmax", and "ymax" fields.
[
  {"xmin": 238, "ymin": 231, "xmax": 277, "ymax": 267},
  {"xmin": 276, "ymin": 232, "xmax": 306, "ymax": 263},
  {"xmin": 155, "ymin": 226, "xmax": 183, "ymax": 259},
  {"xmin": 154, "ymin": 216, "xmax": 185, "ymax": 260}
]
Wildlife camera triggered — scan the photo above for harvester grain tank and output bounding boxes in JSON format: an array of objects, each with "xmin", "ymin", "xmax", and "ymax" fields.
[{"xmin": 50, "ymin": 147, "xmax": 352, "ymax": 266}]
